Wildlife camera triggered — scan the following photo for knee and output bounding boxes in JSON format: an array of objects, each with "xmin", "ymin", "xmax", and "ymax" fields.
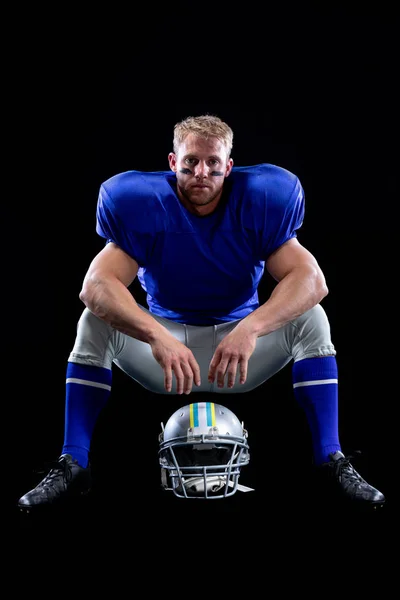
[
  {"xmin": 293, "ymin": 304, "xmax": 328, "ymax": 330},
  {"xmin": 299, "ymin": 304, "xmax": 330, "ymax": 330},
  {"xmin": 291, "ymin": 304, "xmax": 336, "ymax": 359},
  {"xmin": 77, "ymin": 308, "xmax": 110, "ymax": 336},
  {"xmin": 72, "ymin": 308, "xmax": 117, "ymax": 360}
]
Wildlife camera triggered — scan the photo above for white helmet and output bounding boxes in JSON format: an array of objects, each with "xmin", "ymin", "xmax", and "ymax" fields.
[{"xmin": 159, "ymin": 402, "xmax": 251, "ymax": 499}]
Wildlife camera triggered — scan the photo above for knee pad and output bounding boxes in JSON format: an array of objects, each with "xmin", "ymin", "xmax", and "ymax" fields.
[
  {"xmin": 291, "ymin": 304, "xmax": 336, "ymax": 361},
  {"xmin": 68, "ymin": 308, "xmax": 117, "ymax": 368}
]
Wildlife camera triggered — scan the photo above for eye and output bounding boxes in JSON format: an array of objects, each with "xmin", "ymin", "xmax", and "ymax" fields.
[{"xmin": 185, "ymin": 158, "xmax": 196, "ymax": 165}]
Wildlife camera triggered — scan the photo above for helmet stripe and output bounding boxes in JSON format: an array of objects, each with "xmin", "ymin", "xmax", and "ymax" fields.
[
  {"xmin": 206, "ymin": 402, "xmax": 216, "ymax": 427},
  {"xmin": 190, "ymin": 403, "xmax": 199, "ymax": 428},
  {"xmin": 189, "ymin": 402, "xmax": 216, "ymax": 428}
]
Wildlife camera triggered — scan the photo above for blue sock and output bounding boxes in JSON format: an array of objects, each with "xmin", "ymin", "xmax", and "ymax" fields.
[
  {"xmin": 62, "ymin": 362, "xmax": 112, "ymax": 468},
  {"xmin": 292, "ymin": 356, "xmax": 341, "ymax": 465}
]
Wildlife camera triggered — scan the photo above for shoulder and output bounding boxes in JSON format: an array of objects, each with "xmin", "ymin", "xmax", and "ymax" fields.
[
  {"xmin": 100, "ymin": 169, "xmax": 175, "ymax": 206},
  {"xmin": 229, "ymin": 163, "xmax": 300, "ymax": 198},
  {"xmin": 227, "ymin": 164, "xmax": 304, "ymax": 222},
  {"xmin": 98, "ymin": 170, "xmax": 176, "ymax": 231}
]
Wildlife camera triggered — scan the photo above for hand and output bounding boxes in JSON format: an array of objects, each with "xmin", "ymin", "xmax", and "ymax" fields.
[
  {"xmin": 150, "ymin": 332, "xmax": 201, "ymax": 394},
  {"xmin": 208, "ymin": 324, "xmax": 257, "ymax": 388}
]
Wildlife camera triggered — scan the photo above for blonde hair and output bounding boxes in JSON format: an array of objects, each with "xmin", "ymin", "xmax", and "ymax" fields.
[{"xmin": 173, "ymin": 114, "xmax": 233, "ymax": 157}]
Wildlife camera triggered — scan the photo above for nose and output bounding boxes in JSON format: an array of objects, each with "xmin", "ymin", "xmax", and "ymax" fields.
[{"xmin": 194, "ymin": 161, "xmax": 209, "ymax": 179}]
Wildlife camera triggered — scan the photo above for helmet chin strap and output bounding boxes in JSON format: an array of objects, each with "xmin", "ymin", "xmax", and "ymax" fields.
[
  {"xmin": 231, "ymin": 481, "xmax": 255, "ymax": 493},
  {"xmin": 183, "ymin": 476, "xmax": 255, "ymax": 494},
  {"xmin": 184, "ymin": 476, "xmax": 226, "ymax": 494}
]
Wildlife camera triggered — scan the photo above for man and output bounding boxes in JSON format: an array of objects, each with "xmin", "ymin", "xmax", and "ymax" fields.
[{"xmin": 18, "ymin": 114, "xmax": 385, "ymax": 509}]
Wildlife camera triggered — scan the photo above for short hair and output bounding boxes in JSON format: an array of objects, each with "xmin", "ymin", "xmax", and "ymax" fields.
[{"xmin": 173, "ymin": 114, "xmax": 233, "ymax": 157}]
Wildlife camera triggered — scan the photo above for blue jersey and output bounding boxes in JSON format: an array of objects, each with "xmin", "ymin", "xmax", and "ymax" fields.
[{"xmin": 96, "ymin": 164, "xmax": 305, "ymax": 325}]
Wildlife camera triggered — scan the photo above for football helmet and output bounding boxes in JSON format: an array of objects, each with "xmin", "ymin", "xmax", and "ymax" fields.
[{"xmin": 159, "ymin": 402, "xmax": 252, "ymax": 499}]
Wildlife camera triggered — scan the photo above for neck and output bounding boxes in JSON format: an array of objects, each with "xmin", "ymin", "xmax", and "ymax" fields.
[{"xmin": 177, "ymin": 189, "xmax": 223, "ymax": 217}]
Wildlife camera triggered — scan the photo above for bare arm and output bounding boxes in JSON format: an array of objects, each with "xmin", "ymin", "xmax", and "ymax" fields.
[
  {"xmin": 238, "ymin": 238, "xmax": 328, "ymax": 337},
  {"xmin": 79, "ymin": 242, "xmax": 169, "ymax": 344},
  {"xmin": 79, "ymin": 242, "xmax": 201, "ymax": 393}
]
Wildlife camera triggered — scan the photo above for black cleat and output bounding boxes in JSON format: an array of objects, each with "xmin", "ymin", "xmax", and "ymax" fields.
[
  {"xmin": 319, "ymin": 451, "xmax": 385, "ymax": 510},
  {"xmin": 18, "ymin": 454, "xmax": 92, "ymax": 512}
]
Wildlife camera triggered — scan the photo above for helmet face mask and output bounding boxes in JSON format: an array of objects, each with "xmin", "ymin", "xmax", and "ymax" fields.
[{"xmin": 159, "ymin": 402, "xmax": 250, "ymax": 499}]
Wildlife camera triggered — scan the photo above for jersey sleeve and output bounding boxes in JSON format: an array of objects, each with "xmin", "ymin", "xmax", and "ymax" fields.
[
  {"xmin": 259, "ymin": 174, "xmax": 305, "ymax": 259},
  {"xmin": 95, "ymin": 182, "xmax": 151, "ymax": 267}
]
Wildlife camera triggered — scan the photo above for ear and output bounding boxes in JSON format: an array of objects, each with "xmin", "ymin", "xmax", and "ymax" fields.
[
  {"xmin": 168, "ymin": 152, "xmax": 177, "ymax": 172},
  {"xmin": 225, "ymin": 158, "xmax": 234, "ymax": 177}
]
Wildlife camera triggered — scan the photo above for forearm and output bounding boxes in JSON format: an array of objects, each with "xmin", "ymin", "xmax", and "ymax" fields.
[
  {"xmin": 79, "ymin": 277, "xmax": 168, "ymax": 344},
  {"xmin": 239, "ymin": 266, "xmax": 328, "ymax": 337}
]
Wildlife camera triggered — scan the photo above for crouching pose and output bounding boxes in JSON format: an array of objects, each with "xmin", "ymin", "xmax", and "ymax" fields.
[{"xmin": 18, "ymin": 115, "xmax": 385, "ymax": 509}]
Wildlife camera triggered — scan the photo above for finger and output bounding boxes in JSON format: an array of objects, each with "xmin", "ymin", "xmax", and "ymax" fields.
[
  {"xmin": 172, "ymin": 363, "xmax": 185, "ymax": 394},
  {"xmin": 216, "ymin": 357, "xmax": 231, "ymax": 388},
  {"xmin": 164, "ymin": 366, "xmax": 173, "ymax": 393},
  {"xmin": 189, "ymin": 357, "xmax": 202, "ymax": 387},
  {"xmin": 181, "ymin": 363, "xmax": 194, "ymax": 395},
  {"xmin": 239, "ymin": 359, "xmax": 248, "ymax": 384},
  {"xmin": 208, "ymin": 351, "xmax": 221, "ymax": 383},
  {"xmin": 226, "ymin": 357, "xmax": 239, "ymax": 388}
]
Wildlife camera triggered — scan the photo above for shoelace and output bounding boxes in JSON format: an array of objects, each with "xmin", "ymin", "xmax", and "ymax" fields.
[
  {"xmin": 330, "ymin": 452, "xmax": 366, "ymax": 486},
  {"xmin": 35, "ymin": 458, "xmax": 73, "ymax": 491}
]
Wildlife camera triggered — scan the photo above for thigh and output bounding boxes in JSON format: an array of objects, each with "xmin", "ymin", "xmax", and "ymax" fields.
[
  {"xmin": 114, "ymin": 306, "xmax": 293, "ymax": 395},
  {"xmin": 210, "ymin": 320, "xmax": 293, "ymax": 394},
  {"xmin": 115, "ymin": 305, "xmax": 220, "ymax": 394},
  {"xmin": 113, "ymin": 306, "xmax": 187, "ymax": 394}
]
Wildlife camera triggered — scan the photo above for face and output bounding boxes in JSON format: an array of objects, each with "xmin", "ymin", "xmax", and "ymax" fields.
[{"xmin": 168, "ymin": 133, "xmax": 233, "ymax": 216}]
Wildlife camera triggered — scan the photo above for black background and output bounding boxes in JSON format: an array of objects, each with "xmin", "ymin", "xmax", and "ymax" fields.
[{"xmin": 7, "ymin": 2, "xmax": 398, "ymax": 566}]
